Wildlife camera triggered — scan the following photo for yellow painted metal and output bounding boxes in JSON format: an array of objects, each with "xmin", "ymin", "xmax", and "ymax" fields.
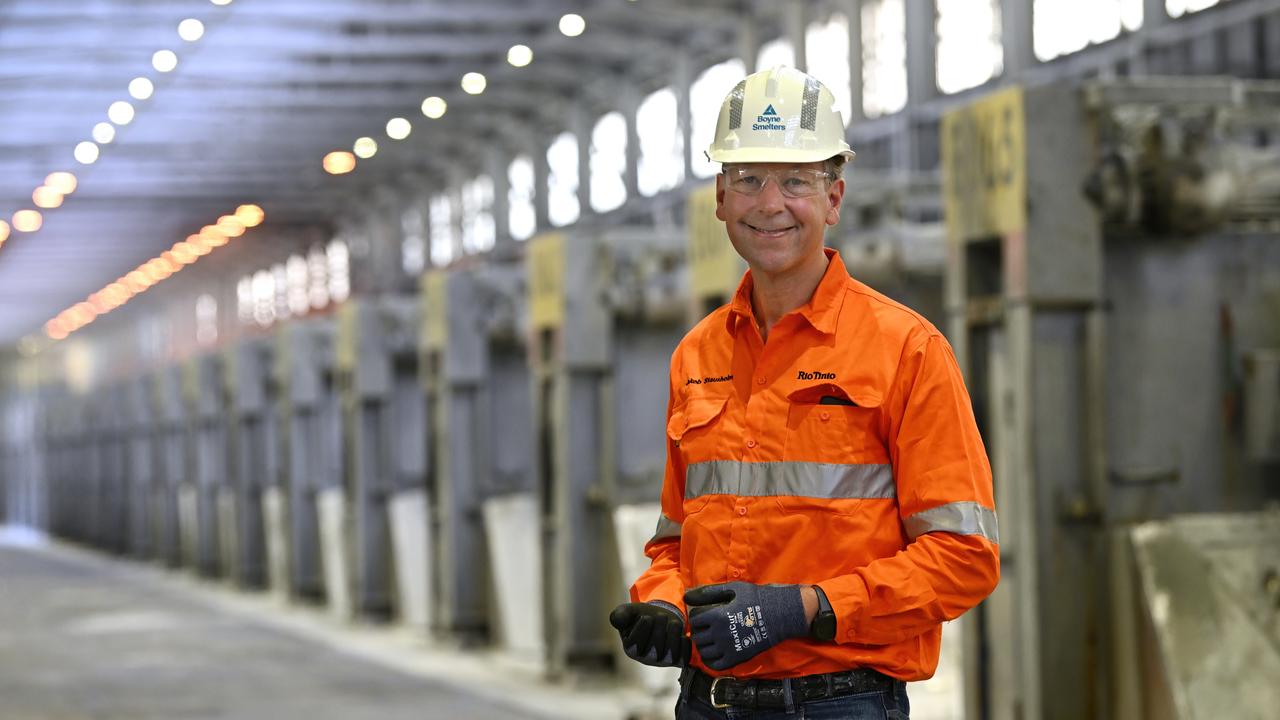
[
  {"xmin": 941, "ymin": 86, "xmax": 1027, "ymax": 242},
  {"xmin": 686, "ymin": 182, "xmax": 743, "ymax": 301},
  {"xmin": 421, "ymin": 269, "xmax": 448, "ymax": 351},
  {"xmin": 527, "ymin": 231, "xmax": 566, "ymax": 330},
  {"xmin": 335, "ymin": 301, "xmax": 358, "ymax": 371}
]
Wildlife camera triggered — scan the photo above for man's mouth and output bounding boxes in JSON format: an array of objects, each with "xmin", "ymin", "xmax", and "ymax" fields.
[{"xmin": 745, "ymin": 222, "xmax": 794, "ymax": 236}]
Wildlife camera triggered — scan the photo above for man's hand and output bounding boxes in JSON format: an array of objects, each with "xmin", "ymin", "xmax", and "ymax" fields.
[
  {"xmin": 684, "ymin": 582, "xmax": 809, "ymax": 671},
  {"xmin": 609, "ymin": 602, "xmax": 690, "ymax": 668}
]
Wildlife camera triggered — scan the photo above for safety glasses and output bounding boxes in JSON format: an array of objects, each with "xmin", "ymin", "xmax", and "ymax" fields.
[{"xmin": 722, "ymin": 166, "xmax": 834, "ymax": 198}]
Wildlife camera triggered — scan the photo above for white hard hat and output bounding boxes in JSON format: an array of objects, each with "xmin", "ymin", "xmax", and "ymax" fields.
[{"xmin": 706, "ymin": 65, "xmax": 855, "ymax": 165}]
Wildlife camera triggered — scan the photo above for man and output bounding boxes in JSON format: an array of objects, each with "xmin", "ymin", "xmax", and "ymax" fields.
[{"xmin": 609, "ymin": 66, "xmax": 1000, "ymax": 718}]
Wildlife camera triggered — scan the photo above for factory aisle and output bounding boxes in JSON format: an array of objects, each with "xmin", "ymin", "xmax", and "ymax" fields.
[{"xmin": 0, "ymin": 528, "xmax": 645, "ymax": 720}]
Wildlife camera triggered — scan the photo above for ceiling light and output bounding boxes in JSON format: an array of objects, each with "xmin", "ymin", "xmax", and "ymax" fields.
[
  {"xmin": 210, "ymin": 0, "xmax": 233, "ymax": 5},
  {"xmin": 0, "ymin": 220, "xmax": 9, "ymax": 244},
  {"xmin": 108, "ymin": 101, "xmax": 135, "ymax": 125},
  {"xmin": 559, "ymin": 13, "xmax": 586, "ymax": 37},
  {"xmin": 216, "ymin": 216, "xmax": 246, "ymax": 237},
  {"xmin": 421, "ymin": 96, "xmax": 447, "ymax": 119},
  {"xmin": 74, "ymin": 142, "xmax": 100, "ymax": 164},
  {"xmin": 353, "ymin": 137, "xmax": 378, "ymax": 159},
  {"xmin": 46, "ymin": 172, "xmax": 77, "ymax": 194},
  {"xmin": 507, "ymin": 44, "xmax": 533, "ymax": 67},
  {"xmin": 152, "ymin": 50, "xmax": 179, "ymax": 73},
  {"xmin": 386, "ymin": 117, "xmax": 411, "ymax": 140},
  {"xmin": 92, "ymin": 122, "xmax": 115, "ymax": 144},
  {"xmin": 178, "ymin": 19, "xmax": 205, "ymax": 42},
  {"xmin": 324, "ymin": 151, "xmax": 356, "ymax": 174},
  {"xmin": 461, "ymin": 72, "xmax": 487, "ymax": 95},
  {"xmin": 12, "ymin": 210, "xmax": 43, "ymax": 233},
  {"xmin": 33, "ymin": 187, "xmax": 63, "ymax": 209},
  {"xmin": 128, "ymin": 77, "xmax": 154, "ymax": 100},
  {"xmin": 235, "ymin": 204, "xmax": 264, "ymax": 227}
]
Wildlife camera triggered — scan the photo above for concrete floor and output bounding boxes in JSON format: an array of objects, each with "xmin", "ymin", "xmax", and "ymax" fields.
[{"xmin": 0, "ymin": 529, "xmax": 655, "ymax": 720}]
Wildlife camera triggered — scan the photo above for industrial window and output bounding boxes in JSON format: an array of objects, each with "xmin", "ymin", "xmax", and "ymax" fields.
[
  {"xmin": 547, "ymin": 131, "xmax": 580, "ymax": 227},
  {"xmin": 327, "ymin": 239, "xmax": 350, "ymax": 303},
  {"xmin": 1033, "ymin": 0, "xmax": 1143, "ymax": 61},
  {"xmin": 1167, "ymin": 0, "xmax": 1224, "ymax": 18},
  {"xmin": 508, "ymin": 155, "xmax": 536, "ymax": 240},
  {"xmin": 307, "ymin": 244, "xmax": 330, "ymax": 309},
  {"xmin": 272, "ymin": 262, "xmax": 289, "ymax": 321},
  {"xmin": 286, "ymin": 254, "xmax": 310, "ymax": 316},
  {"xmin": 461, "ymin": 175, "xmax": 495, "ymax": 254},
  {"xmin": 690, "ymin": 59, "xmax": 746, "ymax": 178},
  {"xmin": 252, "ymin": 269, "xmax": 275, "ymax": 328},
  {"xmin": 400, "ymin": 207, "xmax": 426, "ymax": 275},
  {"xmin": 756, "ymin": 38, "xmax": 795, "ymax": 71},
  {"xmin": 195, "ymin": 294, "xmax": 217, "ymax": 346},
  {"xmin": 237, "ymin": 277, "xmax": 253, "ymax": 325},
  {"xmin": 936, "ymin": 0, "xmax": 1003, "ymax": 94},
  {"xmin": 637, "ymin": 87, "xmax": 683, "ymax": 197},
  {"xmin": 591, "ymin": 111, "xmax": 628, "ymax": 213},
  {"xmin": 862, "ymin": 0, "xmax": 908, "ymax": 118},
  {"xmin": 429, "ymin": 195, "xmax": 455, "ymax": 266},
  {"xmin": 806, "ymin": 14, "xmax": 853, "ymax": 127}
]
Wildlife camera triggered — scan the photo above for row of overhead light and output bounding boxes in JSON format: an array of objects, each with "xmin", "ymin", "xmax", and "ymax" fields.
[
  {"xmin": 45, "ymin": 204, "xmax": 264, "ymax": 341},
  {"xmin": 322, "ymin": 12, "xmax": 589, "ymax": 175},
  {"xmin": 2, "ymin": 1, "xmax": 234, "ymax": 256}
]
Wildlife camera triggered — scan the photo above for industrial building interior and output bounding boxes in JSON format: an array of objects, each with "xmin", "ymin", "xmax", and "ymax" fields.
[{"xmin": 1, "ymin": 0, "xmax": 1278, "ymax": 718}]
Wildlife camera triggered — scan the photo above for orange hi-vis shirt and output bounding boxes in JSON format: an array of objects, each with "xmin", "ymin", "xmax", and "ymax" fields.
[{"xmin": 631, "ymin": 248, "xmax": 999, "ymax": 681}]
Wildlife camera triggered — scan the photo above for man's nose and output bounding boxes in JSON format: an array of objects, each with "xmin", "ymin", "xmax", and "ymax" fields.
[{"xmin": 755, "ymin": 175, "xmax": 787, "ymax": 209}]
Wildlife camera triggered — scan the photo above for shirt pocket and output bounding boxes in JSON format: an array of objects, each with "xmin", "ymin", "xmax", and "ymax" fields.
[
  {"xmin": 782, "ymin": 382, "xmax": 887, "ymax": 464},
  {"xmin": 667, "ymin": 395, "xmax": 730, "ymax": 515}
]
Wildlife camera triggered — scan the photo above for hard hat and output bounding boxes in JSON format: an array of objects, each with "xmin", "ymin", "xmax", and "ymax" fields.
[{"xmin": 706, "ymin": 65, "xmax": 855, "ymax": 165}]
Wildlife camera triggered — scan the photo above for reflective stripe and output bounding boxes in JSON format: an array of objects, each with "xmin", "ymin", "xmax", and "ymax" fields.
[
  {"xmin": 904, "ymin": 502, "xmax": 999, "ymax": 544},
  {"xmin": 685, "ymin": 460, "xmax": 895, "ymax": 500},
  {"xmin": 650, "ymin": 514, "xmax": 681, "ymax": 544},
  {"xmin": 727, "ymin": 80, "xmax": 747, "ymax": 130},
  {"xmin": 800, "ymin": 76, "xmax": 820, "ymax": 130}
]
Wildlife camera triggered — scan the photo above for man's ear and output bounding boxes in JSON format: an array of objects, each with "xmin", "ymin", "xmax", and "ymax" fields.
[
  {"xmin": 715, "ymin": 172, "xmax": 727, "ymax": 221},
  {"xmin": 825, "ymin": 177, "xmax": 845, "ymax": 226}
]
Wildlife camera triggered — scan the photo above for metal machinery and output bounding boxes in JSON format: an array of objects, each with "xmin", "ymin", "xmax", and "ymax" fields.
[
  {"xmin": 89, "ymin": 381, "xmax": 130, "ymax": 555},
  {"xmin": 223, "ymin": 336, "xmax": 275, "ymax": 589},
  {"xmin": 273, "ymin": 317, "xmax": 341, "ymax": 603},
  {"xmin": 420, "ymin": 258, "xmax": 539, "ymax": 651},
  {"xmin": 941, "ymin": 77, "xmax": 1280, "ymax": 720},
  {"xmin": 151, "ymin": 364, "xmax": 186, "ymax": 568},
  {"xmin": 180, "ymin": 353, "xmax": 226, "ymax": 577},
  {"xmin": 334, "ymin": 295, "xmax": 424, "ymax": 621},
  {"xmin": 124, "ymin": 373, "xmax": 155, "ymax": 559},
  {"xmin": 526, "ymin": 226, "xmax": 686, "ymax": 678}
]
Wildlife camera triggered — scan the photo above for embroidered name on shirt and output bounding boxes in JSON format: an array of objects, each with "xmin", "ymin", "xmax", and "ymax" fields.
[
  {"xmin": 686, "ymin": 374, "xmax": 733, "ymax": 385},
  {"xmin": 797, "ymin": 370, "xmax": 836, "ymax": 381}
]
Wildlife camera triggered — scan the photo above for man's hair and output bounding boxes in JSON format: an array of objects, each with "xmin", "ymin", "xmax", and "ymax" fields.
[{"xmin": 824, "ymin": 155, "xmax": 848, "ymax": 181}]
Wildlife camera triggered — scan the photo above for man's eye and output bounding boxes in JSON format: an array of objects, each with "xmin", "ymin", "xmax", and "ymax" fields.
[
  {"xmin": 737, "ymin": 175, "xmax": 763, "ymax": 187},
  {"xmin": 783, "ymin": 177, "xmax": 813, "ymax": 190}
]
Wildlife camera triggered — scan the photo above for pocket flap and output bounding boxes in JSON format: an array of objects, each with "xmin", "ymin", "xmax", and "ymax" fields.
[
  {"xmin": 666, "ymin": 396, "xmax": 729, "ymax": 441},
  {"xmin": 786, "ymin": 382, "xmax": 882, "ymax": 408}
]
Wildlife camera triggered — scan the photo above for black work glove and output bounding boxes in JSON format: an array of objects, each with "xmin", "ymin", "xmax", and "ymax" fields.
[
  {"xmin": 685, "ymin": 582, "xmax": 809, "ymax": 671},
  {"xmin": 609, "ymin": 601, "xmax": 691, "ymax": 667}
]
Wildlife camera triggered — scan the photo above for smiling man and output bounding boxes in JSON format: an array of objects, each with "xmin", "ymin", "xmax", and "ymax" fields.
[{"xmin": 608, "ymin": 66, "xmax": 1001, "ymax": 719}]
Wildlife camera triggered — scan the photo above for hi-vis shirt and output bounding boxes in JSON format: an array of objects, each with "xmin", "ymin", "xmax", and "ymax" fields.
[{"xmin": 631, "ymin": 249, "xmax": 999, "ymax": 681}]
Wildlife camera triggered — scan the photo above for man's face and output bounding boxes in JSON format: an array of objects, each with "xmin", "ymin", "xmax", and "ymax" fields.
[{"xmin": 715, "ymin": 161, "xmax": 845, "ymax": 278}]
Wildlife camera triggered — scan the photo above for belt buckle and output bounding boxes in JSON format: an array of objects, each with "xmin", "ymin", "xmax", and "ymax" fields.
[{"xmin": 709, "ymin": 676, "xmax": 731, "ymax": 710}]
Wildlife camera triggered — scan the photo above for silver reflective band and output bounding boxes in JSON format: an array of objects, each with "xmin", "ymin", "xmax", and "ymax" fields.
[
  {"xmin": 650, "ymin": 514, "xmax": 682, "ymax": 544},
  {"xmin": 727, "ymin": 79, "xmax": 746, "ymax": 130},
  {"xmin": 685, "ymin": 460, "xmax": 895, "ymax": 501},
  {"xmin": 904, "ymin": 501, "xmax": 1000, "ymax": 544},
  {"xmin": 800, "ymin": 75, "xmax": 820, "ymax": 130}
]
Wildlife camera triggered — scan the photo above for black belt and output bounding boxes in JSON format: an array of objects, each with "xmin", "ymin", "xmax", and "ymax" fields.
[{"xmin": 686, "ymin": 667, "xmax": 898, "ymax": 710}]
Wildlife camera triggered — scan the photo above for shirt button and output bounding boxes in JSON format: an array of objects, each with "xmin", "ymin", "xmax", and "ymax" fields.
[
  {"xmin": 756, "ymin": 377, "xmax": 765, "ymax": 385},
  {"xmin": 746, "ymin": 439, "xmax": 756, "ymax": 448},
  {"xmin": 737, "ymin": 506, "xmax": 747, "ymax": 516},
  {"xmin": 731, "ymin": 569, "xmax": 741, "ymax": 578},
  {"xmin": 820, "ymin": 411, "xmax": 831, "ymax": 421}
]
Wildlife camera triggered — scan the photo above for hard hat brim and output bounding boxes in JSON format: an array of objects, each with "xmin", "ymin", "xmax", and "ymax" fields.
[{"xmin": 707, "ymin": 147, "xmax": 856, "ymax": 165}]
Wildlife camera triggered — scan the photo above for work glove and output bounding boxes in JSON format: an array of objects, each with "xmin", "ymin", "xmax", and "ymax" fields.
[
  {"xmin": 685, "ymin": 582, "xmax": 809, "ymax": 671},
  {"xmin": 609, "ymin": 601, "xmax": 691, "ymax": 668}
]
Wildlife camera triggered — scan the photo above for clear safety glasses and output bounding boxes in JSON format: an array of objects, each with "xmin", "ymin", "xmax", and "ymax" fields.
[{"xmin": 722, "ymin": 166, "xmax": 834, "ymax": 199}]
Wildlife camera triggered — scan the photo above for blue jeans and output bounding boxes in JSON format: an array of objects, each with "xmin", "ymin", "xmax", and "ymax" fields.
[{"xmin": 675, "ymin": 676, "xmax": 910, "ymax": 719}]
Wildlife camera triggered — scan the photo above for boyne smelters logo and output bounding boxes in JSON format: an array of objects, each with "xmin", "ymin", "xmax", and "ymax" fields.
[{"xmin": 754, "ymin": 104, "xmax": 786, "ymax": 132}]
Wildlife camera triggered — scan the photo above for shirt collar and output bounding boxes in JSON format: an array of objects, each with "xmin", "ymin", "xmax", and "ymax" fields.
[{"xmin": 726, "ymin": 247, "xmax": 849, "ymax": 337}]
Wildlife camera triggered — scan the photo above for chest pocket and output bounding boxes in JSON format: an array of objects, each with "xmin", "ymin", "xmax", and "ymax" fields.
[
  {"xmin": 783, "ymin": 382, "xmax": 886, "ymax": 464},
  {"xmin": 666, "ymin": 395, "xmax": 729, "ymax": 459}
]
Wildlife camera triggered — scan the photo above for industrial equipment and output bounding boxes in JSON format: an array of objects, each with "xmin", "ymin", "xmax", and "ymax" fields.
[
  {"xmin": 151, "ymin": 365, "xmax": 186, "ymax": 568},
  {"xmin": 124, "ymin": 373, "xmax": 154, "ymax": 559},
  {"xmin": 181, "ymin": 353, "xmax": 225, "ymax": 577},
  {"xmin": 223, "ymin": 336, "xmax": 275, "ymax": 589}
]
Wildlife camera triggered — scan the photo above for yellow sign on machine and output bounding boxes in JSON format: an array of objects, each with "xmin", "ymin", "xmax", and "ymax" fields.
[
  {"xmin": 335, "ymin": 301, "xmax": 358, "ymax": 371},
  {"xmin": 686, "ymin": 182, "xmax": 743, "ymax": 301},
  {"xmin": 941, "ymin": 86, "xmax": 1027, "ymax": 241},
  {"xmin": 421, "ymin": 269, "xmax": 448, "ymax": 350},
  {"xmin": 527, "ymin": 231, "xmax": 566, "ymax": 330}
]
